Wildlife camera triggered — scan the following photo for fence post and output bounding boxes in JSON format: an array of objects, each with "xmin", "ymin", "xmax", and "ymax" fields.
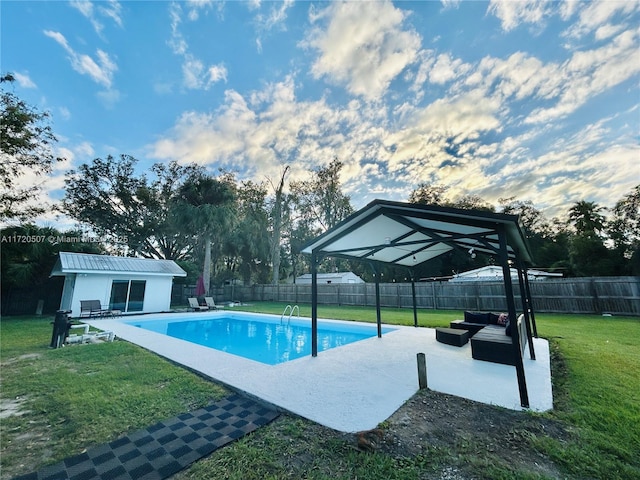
[
  {"xmin": 590, "ymin": 278, "xmax": 601, "ymax": 314},
  {"xmin": 432, "ymin": 282, "xmax": 437, "ymax": 309}
]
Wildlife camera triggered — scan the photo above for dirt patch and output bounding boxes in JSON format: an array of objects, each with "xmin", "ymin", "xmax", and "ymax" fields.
[
  {"xmin": 376, "ymin": 388, "xmax": 569, "ymax": 478},
  {"xmin": 0, "ymin": 353, "xmax": 41, "ymax": 367},
  {"xmin": 0, "ymin": 396, "xmax": 31, "ymax": 419}
]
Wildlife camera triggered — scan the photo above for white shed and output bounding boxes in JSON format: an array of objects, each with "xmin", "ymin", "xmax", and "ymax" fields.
[
  {"xmin": 449, "ymin": 265, "xmax": 562, "ymax": 282},
  {"xmin": 295, "ymin": 272, "xmax": 365, "ymax": 284},
  {"xmin": 51, "ymin": 252, "xmax": 186, "ymax": 318}
]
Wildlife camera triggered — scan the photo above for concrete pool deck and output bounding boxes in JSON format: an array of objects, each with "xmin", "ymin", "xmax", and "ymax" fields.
[{"xmin": 87, "ymin": 312, "xmax": 553, "ymax": 433}]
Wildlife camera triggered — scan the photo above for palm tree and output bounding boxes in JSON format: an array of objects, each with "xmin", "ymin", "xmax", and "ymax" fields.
[
  {"xmin": 173, "ymin": 173, "xmax": 237, "ymax": 295},
  {"xmin": 568, "ymin": 201, "xmax": 606, "ymax": 238}
]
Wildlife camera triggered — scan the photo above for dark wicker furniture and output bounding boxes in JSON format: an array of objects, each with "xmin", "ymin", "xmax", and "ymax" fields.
[
  {"xmin": 449, "ymin": 311, "xmax": 528, "ymax": 365},
  {"xmin": 435, "ymin": 327, "xmax": 470, "ymax": 347}
]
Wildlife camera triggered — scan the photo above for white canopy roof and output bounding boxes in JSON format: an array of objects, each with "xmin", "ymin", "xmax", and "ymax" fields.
[{"xmin": 301, "ymin": 200, "xmax": 533, "ymax": 268}]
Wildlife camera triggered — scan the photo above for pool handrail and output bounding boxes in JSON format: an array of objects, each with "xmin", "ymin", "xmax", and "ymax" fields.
[{"xmin": 280, "ymin": 304, "xmax": 299, "ymax": 325}]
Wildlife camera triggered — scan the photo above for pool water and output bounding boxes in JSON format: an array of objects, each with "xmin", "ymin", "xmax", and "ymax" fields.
[{"xmin": 127, "ymin": 312, "xmax": 395, "ymax": 365}]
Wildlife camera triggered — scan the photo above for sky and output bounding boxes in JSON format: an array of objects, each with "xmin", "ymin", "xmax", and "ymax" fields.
[{"xmin": 2, "ymin": 0, "xmax": 639, "ymax": 228}]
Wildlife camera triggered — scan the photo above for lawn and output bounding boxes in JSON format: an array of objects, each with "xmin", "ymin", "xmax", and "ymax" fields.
[{"xmin": 1, "ymin": 305, "xmax": 638, "ymax": 479}]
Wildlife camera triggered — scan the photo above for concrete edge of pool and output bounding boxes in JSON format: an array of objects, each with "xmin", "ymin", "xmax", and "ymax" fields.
[{"xmin": 86, "ymin": 311, "xmax": 553, "ymax": 433}]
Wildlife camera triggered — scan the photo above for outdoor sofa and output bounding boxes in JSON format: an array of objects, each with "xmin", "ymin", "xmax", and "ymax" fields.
[{"xmin": 449, "ymin": 311, "xmax": 528, "ymax": 366}]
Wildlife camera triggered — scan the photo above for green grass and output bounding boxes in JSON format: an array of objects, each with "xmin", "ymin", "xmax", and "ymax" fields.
[
  {"xmin": 0, "ymin": 317, "xmax": 227, "ymax": 477},
  {"xmin": 230, "ymin": 301, "xmax": 456, "ymax": 327},
  {"xmin": 529, "ymin": 314, "xmax": 640, "ymax": 479},
  {"xmin": 1, "ymin": 305, "xmax": 639, "ymax": 479}
]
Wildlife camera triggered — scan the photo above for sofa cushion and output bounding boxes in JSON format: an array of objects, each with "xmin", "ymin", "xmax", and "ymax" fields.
[
  {"xmin": 464, "ymin": 311, "xmax": 490, "ymax": 324},
  {"xmin": 464, "ymin": 311, "xmax": 504, "ymax": 325}
]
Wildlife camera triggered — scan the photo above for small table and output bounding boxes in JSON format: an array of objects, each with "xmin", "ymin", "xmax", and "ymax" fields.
[{"xmin": 436, "ymin": 327, "xmax": 469, "ymax": 347}]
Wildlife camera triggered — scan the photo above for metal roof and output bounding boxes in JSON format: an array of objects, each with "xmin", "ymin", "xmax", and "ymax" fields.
[
  {"xmin": 51, "ymin": 252, "xmax": 187, "ymax": 277},
  {"xmin": 301, "ymin": 199, "xmax": 533, "ymax": 267},
  {"xmin": 450, "ymin": 266, "xmax": 562, "ymax": 282}
]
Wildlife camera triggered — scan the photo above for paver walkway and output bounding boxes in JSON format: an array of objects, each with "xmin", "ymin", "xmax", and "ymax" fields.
[{"xmin": 14, "ymin": 393, "xmax": 279, "ymax": 480}]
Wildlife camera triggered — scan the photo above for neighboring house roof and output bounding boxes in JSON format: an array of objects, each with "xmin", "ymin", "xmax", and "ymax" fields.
[
  {"xmin": 51, "ymin": 252, "xmax": 187, "ymax": 277},
  {"xmin": 450, "ymin": 265, "xmax": 561, "ymax": 282},
  {"xmin": 296, "ymin": 272, "xmax": 364, "ymax": 282}
]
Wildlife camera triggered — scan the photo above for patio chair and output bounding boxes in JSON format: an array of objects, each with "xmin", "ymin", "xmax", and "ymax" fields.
[
  {"xmin": 204, "ymin": 297, "xmax": 220, "ymax": 310},
  {"xmin": 80, "ymin": 300, "xmax": 112, "ymax": 318},
  {"xmin": 188, "ymin": 297, "xmax": 208, "ymax": 311}
]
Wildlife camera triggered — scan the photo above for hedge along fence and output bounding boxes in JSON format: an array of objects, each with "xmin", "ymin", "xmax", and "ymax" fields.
[{"xmin": 204, "ymin": 276, "xmax": 640, "ymax": 316}]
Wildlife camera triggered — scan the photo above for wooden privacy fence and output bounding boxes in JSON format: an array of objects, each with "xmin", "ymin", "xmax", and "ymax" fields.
[{"xmin": 201, "ymin": 276, "xmax": 640, "ymax": 316}]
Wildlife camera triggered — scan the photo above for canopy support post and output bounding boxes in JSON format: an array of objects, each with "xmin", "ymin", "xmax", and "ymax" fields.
[
  {"xmin": 311, "ymin": 251, "xmax": 318, "ymax": 357},
  {"xmin": 498, "ymin": 228, "xmax": 529, "ymax": 408},
  {"xmin": 372, "ymin": 263, "xmax": 382, "ymax": 338},
  {"xmin": 410, "ymin": 268, "xmax": 418, "ymax": 327},
  {"xmin": 522, "ymin": 270, "xmax": 539, "ymax": 337},
  {"xmin": 516, "ymin": 265, "xmax": 536, "ymax": 360}
]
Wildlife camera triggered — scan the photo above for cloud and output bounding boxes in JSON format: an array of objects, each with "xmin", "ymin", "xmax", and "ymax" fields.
[
  {"xmin": 429, "ymin": 53, "xmax": 472, "ymax": 85},
  {"xmin": 58, "ymin": 106, "xmax": 71, "ymax": 120},
  {"xmin": 70, "ymin": 0, "xmax": 122, "ymax": 37},
  {"xmin": 13, "ymin": 72, "xmax": 37, "ymax": 88},
  {"xmin": 151, "ymin": 76, "xmax": 388, "ymax": 184},
  {"xmin": 254, "ymin": 0, "xmax": 294, "ymax": 31},
  {"xmin": 562, "ymin": 1, "xmax": 639, "ymax": 39},
  {"xmin": 464, "ymin": 51, "xmax": 561, "ymax": 107},
  {"xmin": 487, "ymin": 0, "xmax": 554, "ymax": 32},
  {"xmin": 382, "ymin": 91, "xmax": 502, "ymax": 191},
  {"xmin": 525, "ymin": 29, "xmax": 640, "ymax": 124},
  {"xmin": 150, "ymin": 74, "xmax": 505, "ymax": 208},
  {"xmin": 182, "ymin": 55, "xmax": 227, "ymax": 90},
  {"xmin": 251, "ymin": 0, "xmax": 294, "ymax": 53},
  {"xmin": 44, "ymin": 30, "xmax": 118, "ymax": 89},
  {"xmin": 151, "ymin": 1, "xmax": 637, "ymax": 220},
  {"xmin": 301, "ymin": 1, "xmax": 421, "ymax": 100},
  {"xmin": 183, "ymin": 0, "xmax": 221, "ymax": 21},
  {"xmin": 168, "ymin": 2, "xmax": 188, "ymax": 55},
  {"xmin": 440, "ymin": 0, "xmax": 460, "ymax": 10},
  {"xmin": 167, "ymin": 2, "xmax": 228, "ymax": 90}
]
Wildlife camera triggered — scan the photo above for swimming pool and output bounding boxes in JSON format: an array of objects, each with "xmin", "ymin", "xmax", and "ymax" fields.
[{"xmin": 126, "ymin": 312, "xmax": 395, "ymax": 365}]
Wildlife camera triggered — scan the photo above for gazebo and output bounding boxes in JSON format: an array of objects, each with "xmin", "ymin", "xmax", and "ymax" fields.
[{"xmin": 301, "ymin": 199, "xmax": 539, "ymax": 408}]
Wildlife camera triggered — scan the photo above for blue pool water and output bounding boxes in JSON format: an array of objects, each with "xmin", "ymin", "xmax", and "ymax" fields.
[{"xmin": 126, "ymin": 312, "xmax": 395, "ymax": 365}]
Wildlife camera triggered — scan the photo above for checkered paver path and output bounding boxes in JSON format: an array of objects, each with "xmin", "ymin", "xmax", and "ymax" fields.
[{"xmin": 14, "ymin": 393, "xmax": 279, "ymax": 480}]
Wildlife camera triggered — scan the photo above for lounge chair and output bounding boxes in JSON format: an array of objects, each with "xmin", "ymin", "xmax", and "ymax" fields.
[
  {"xmin": 188, "ymin": 298, "xmax": 208, "ymax": 311},
  {"xmin": 204, "ymin": 297, "xmax": 220, "ymax": 310},
  {"xmin": 80, "ymin": 300, "xmax": 113, "ymax": 318}
]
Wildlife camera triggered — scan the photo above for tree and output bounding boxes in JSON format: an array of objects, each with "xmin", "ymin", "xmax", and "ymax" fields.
[
  {"xmin": 568, "ymin": 201, "xmax": 606, "ymax": 238},
  {"xmin": 224, "ymin": 180, "xmax": 271, "ymax": 285},
  {"xmin": 1, "ymin": 73, "xmax": 63, "ymax": 221},
  {"xmin": 449, "ymin": 194, "xmax": 495, "ymax": 212},
  {"xmin": 63, "ymin": 155, "xmax": 199, "ymax": 259},
  {"xmin": 173, "ymin": 171, "xmax": 237, "ymax": 294},
  {"xmin": 533, "ymin": 217, "xmax": 572, "ymax": 275},
  {"xmin": 408, "ymin": 182, "xmax": 449, "ymax": 205},
  {"xmin": 567, "ymin": 201, "xmax": 610, "ymax": 276},
  {"xmin": 607, "ymin": 185, "xmax": 640, "ymax": 274},
  {"xmin": 268, "ymin": 166, "xmax": 290, "ymax": 285},
  {"xmin": 1, "ymin": 224, "xmax": 102, "ymax": 291},
  {"xmin": 290, "ymin": 158, "xmax": 354, "ymax": 274}
]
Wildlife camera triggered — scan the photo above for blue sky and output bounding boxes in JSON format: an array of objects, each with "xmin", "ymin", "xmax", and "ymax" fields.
[{"xmin": 2, "ymin": 0, "xmax": 639, "ymax": 227}]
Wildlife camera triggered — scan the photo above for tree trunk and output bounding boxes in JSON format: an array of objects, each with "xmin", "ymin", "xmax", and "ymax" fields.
[
  {"xmin": 271, "ymin": 166, "xmax": 289, "ymax": 285},
  {"xmin": 203, "ymin": 236, "xmax": 211, "ymax": 295}
]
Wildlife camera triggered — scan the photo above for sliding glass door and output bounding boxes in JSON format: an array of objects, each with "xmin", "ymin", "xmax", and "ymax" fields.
[{"xmin": 109, "ymin": 280, "xmax": 146, "ymax": 312}]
